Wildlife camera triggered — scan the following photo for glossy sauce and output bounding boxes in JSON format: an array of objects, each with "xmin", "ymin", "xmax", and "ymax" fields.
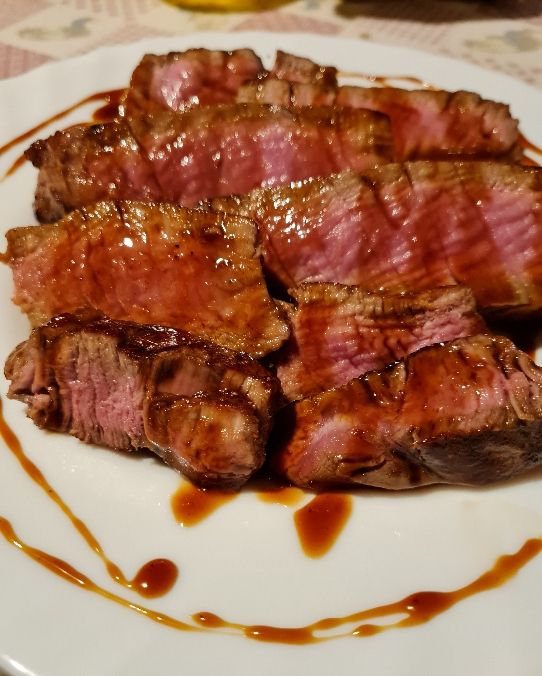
[
  {"xmin": 0, "ymin": 398, "xmax": 177, "ymax": 598},
  {"xmin": 294, "ymin": 494, "xmax": 353, "ymax": 558},
  {"xmin": 1, "ymin": 402, "xmax": 542, "ymax": 642},
  {"xmin": 91, "ymin": 89, "xmax": 125, "ymax": 123},
  {"xmin": 171, "ymin": 482, "xmax": 237, "ymax": 526},
  {"xmin": 2, "ymin": 513, "xmax": 540, "ymax": 643}
]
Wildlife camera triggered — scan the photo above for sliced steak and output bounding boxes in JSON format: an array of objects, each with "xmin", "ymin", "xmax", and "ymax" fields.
[
  {"xmin": 277, "ymin": 284, "xmax": 487, "ymax": 401},
  {"xmin": 121, "ymin": 48, "xmax": 265, "ymax": 117},
  {"xmin": 2, "ymin": 201, "xmax": 289, "ymax": 357},
  {"xmin": 5, "ymin": 312, "xmax": 280, "ymax": 488},
  {"xmin": 274, "ymin": 334, "xmax": 542, "ymax": 489},
  {"xmin": 210, "ymin": 162, "xmax": 542, "ymax": 317},
  {"xmin": 269, "ymin": 50, "xmax": 337, "ymax": 86},
  {"xmin": 28, "ymin": 105, "xmax": 393, "ymax": 223},
  {"xmin": 237, "ymin": 80, "xmax": 520, "ymax": 160}
]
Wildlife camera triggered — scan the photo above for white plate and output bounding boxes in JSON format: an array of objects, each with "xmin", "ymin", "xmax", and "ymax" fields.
[{"xmin": 1, "ymin": 32, "xmax": 542, "ymax": 676}]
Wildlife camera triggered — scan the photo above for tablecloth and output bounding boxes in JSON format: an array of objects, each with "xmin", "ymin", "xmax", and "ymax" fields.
[{"xmin": 0, "ymin": 0, "xmax": 541, "ymax": 88}]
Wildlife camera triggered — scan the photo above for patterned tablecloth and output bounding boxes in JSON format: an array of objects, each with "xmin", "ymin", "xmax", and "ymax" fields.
[{"xmin": 0, "ymin": 0, "xmax": 541, "ymax": 87}]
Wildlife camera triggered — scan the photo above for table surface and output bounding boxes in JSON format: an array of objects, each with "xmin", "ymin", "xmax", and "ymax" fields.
[{"xmin": 0, "ymin": 0, "xmax": 541, "ymax": 87}]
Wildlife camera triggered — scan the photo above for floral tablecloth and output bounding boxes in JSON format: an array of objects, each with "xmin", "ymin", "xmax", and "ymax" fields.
[{"xmin": 0, "ymin": 0, "xmax": 541, "ymax": 87}]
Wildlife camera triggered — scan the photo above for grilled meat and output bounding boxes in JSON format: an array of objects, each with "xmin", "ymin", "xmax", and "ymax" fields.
[
  {"xmin": 28, "ymin": 105, "xmax": 393, "ymax": 223},
  {"xmin": 2, "ymin": 201, "xmax": 289, "ymax": 357},
  {"xmin": 121, "ymin": 48, "xmax": 265, "ymax": 116},
  {"xmin": 5, "ymin": 312, "xmax": 280, "ymax": 488},
  {"xmin": 237, "ymin": 80, "xmax": 520, "ymax": 160},
  {"xmin": 277, "ymin": 284, "xmax": 487, "ymax": 401},
  {"xmin": 274, "ymin": 334, "xmax": 542, "ymax": 489},
  {"xmin": 210, "ymin": 162, "xmax": 542, "ymax": 317}
]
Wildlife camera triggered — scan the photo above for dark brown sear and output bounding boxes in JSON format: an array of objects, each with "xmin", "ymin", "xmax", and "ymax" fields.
[
  {"xmin": 27, "ymin": 105, "xmax": 393, "ymax": 223},
  {"xmin": 274, "ymin": 334, "xmax": 542, "ymax": 490},
  {"xmin": 5, "ymin": 312, "xmax": 281, "ymax": 488}
]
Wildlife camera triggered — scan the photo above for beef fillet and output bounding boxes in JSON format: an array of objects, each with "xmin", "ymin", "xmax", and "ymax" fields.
[
  {"xmin": 121, "ymin": 48, "xmax": 336, "ymax": 118},
  {"xmin": 2, "ymin": 201, "xmax": 289, "ymax": 357},
  {"xmin": 27, "ymin": 105, "xmax": 393, "ymax": 223},
  {"xmin": 210, "ymin": 162, "xmax": 542, "ymax": 317},
  {"xmin": 274, "ymin": 335, "xmax": 542, "ymax": 489},
  {"xmin": 121, "ymin": 48, "xmax": 265, "ymax": 117},
  {"xmin": 238, "ymin": 80, "xmax": 520, "ymax": 160},
  {"xmin": 277, "ymin": 284, "xmax": 487, "ymax": 401},
  {"xmin": 5, "ymin": 312, "xmax": 280, "ymax": 488}
]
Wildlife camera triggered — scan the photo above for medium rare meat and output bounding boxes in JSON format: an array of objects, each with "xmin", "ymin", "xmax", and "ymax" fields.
[
  {"xmin": 5, "ymin": 312, "xmax": 280, "ymax": 488},
  {"xmin": 269, "ymin": 50, "xmax": 337, "ymax": 86},
  {"xmin": 28, "ymin": 105, "xmax": 393, "ymax": 223},
  {"xmin": 121, "ymin": 48, "xmax": 265, "ymax": 117},
  {"xmin": 120, "ymin": 49, "xmax": 334, "ymax": 118},
  {"xmin": 277, "ymin": 284, "xmax": 487, "ymax": 401},
  {"xmin": 2, "ymin": 201, "xmax": 289, "ymax": 357},
  {"xmin": 238, "ymin": 80, "xmax": 520, "ymax": 160},
  {"xmin": 274, "ymin": 334, "xmax": 542, "ymax": 489},
  {"xmin": 210, "ymin": 162, "xmax": 542, "ymax": 317}
]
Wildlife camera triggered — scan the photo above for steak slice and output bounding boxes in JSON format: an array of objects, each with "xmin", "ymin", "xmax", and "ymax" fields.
[
  {"xmin": 121, "ymin": 48, "xmax": 265, "ymax": 117},
  {"xmin": 277, "ymin": 284, "xmax": 487, "ymax": 401},
  {"xmin": 210, "ymin": 162, "xmax": 542, "ymax": 317},
  {"xmin": 28, "ymin": 105, "xmax": 393, "ymax": 223},
  {"xmin": 274, "ymin": 334, "xmax": 542, "ymax": 489},
  {"xmin": 237, "ymin": 80, "xmax": 520, "ymax": 161},
  {"xmin": 269, "ymin": 50, "xmax": 337, "ymax": 86},
  {"xmin": 5, "ymin": 312, "xmax": 280, "ymax": 488},
  {"xmin": 2, "ymin": 201, "xmax": 289, "ymax": 357}
]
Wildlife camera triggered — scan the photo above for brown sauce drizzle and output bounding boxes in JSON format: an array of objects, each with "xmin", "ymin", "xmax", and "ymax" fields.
[
  {"xmin": 294, "ymin": 494, "xmax": 353, "ymax": 558},
  {"xmin": 171, "ymin": 482, "xmax": 237, "ymax": 526},
  {"xmin": 0, "ymin": 398, "xmax": 177, "ymax": 598},
  {"xmin": 338, "ymin": 71, "xmax": 434, "ymax": 89},
  {"xmin": 1, "ymin": 153, "xmax": 27, "ymax": 180},
  {"xmin": 518, "ymin": 133, "xmax": 542, "ymax": 167},
  {"xmin": 0, "ymin": 88, "xmax": 124, "ymax": 181},
  {"xmin": 91, "ymin": 88, "xmax": 125, "ymax": 123},
  {"xmin": 2, "ymin": 511, "xmax": 539, "ymax": 644}
]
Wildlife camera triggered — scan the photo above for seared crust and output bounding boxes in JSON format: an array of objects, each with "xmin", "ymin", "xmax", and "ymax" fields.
[{"xmin": 274, "ymin": 334, "xmax": 542, "ymax": 489}]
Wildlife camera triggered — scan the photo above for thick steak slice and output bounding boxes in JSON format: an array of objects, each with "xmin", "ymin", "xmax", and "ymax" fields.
[
  {"xmin": 277, "ymin": 284, "xmax": 487, "ymax": 401},
  {"xmin": 121, "ymin": 48, "xmax": 265, "ymax": 117},
  {"xmin": 28, "ymin": 105, "xmax": 393, "ymax": 223},
  {"xmin": 237, "ymin": 80, "xmax": 520, "ymax": 161},
  {"xmin": 2, "ymin": 201, "xmax": 289, "ymax": 357},
  {"xmin": 210, "ymin": 162, "xmax": 542, "ymax": 317},
  {"xmin": 5, "ymin": 312, "xmax": 280, "ymax": 488},
  {"xmin": 274, "ymin": 335, "xmax": 542, "ymax": 489}
]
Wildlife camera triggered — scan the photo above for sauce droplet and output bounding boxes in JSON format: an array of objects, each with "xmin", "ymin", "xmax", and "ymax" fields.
[
  {"xmin": 294, "ymin": 493, "xmax": 353, "ymax": 558},
  {"xmin": 130, "ymin": 558, "xmax": 179, "ymax": 598},
  {"xmin": 171, "ymin": 482, "xmax": 237, "ymax": 526}
]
